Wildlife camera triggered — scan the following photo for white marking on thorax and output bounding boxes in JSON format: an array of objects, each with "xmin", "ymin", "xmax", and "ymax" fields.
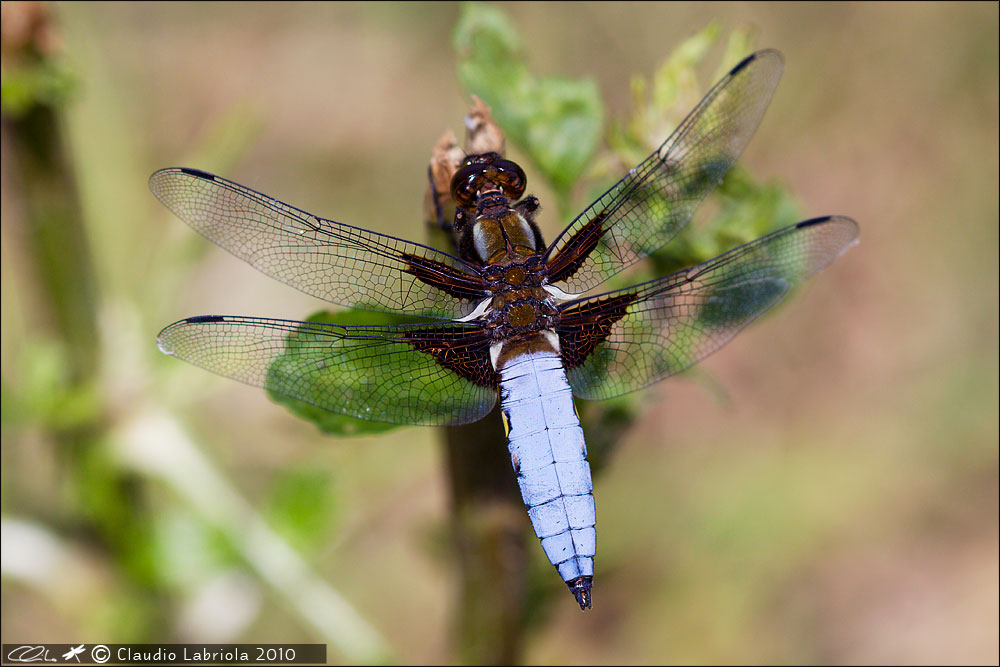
[
  {"xmin": 542, "ymin": 330, "xmax": 561, "ymax": 354},
  {"xmin": 543, "ymin": 284, "xmax": 582, "ymax": 301},
  {"xmin": 489, "ymin": 342, "xmax": 503, "ymax": 370},
  {"xmin": 456, "ymin": 297, "xmax": 493, "ymax": 322},
  {"xmin": 473, "ymin": 223, "xmax": 491, "ymax": 263},
  {"xmin": 515, "ymin": 212, "xmax": 536, "ymax": 250}
]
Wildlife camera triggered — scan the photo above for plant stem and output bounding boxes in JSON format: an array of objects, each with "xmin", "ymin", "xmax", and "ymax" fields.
[{"xmin": 444, "ymin": 409, "xmax": 528, "ymax": 663}]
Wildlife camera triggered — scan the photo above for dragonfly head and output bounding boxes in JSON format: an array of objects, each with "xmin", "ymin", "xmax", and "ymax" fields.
[{"xmin": 450, "ymin": 152, "xmax": 526, "ymax": 208}]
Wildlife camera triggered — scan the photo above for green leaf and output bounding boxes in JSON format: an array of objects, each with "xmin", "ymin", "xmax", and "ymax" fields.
[
  {"xmin": 715, "ymin": 26, "xmax": 758, "ymax": 82},
  {"xmin": 597, "ymin": 25, "xmax": 804, "ymax": 279},
  {"xmin": 266, "ymin": 309, "xmax": 423, "ymax": 436},
  {"xmin": 651, "ymin": 22, "xmax": 720, "ymax": 113},
  {"xmin": 649, "ymin": 167, "xmax": 803, "ymax": 277},
  {"xmin": 697, "ymin": 277, "xmax": 787, "ymax": 329},
  {"xmin": 454, "ymin": 3, "xmax": 603, "ymax": 193}
]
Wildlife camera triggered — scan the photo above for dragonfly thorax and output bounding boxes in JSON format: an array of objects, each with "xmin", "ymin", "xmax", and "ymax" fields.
[
  {"xmin": 484, "ymin": 287, "xmax": 559, "ymax": 342},
  {"xmin": 471, "ymin": 209, "xmax": 538, "ymax": 263}
]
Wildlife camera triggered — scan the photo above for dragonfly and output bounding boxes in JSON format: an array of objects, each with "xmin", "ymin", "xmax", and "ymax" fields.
[{"xmin": 152, "ymin": 50, "xmax": 858, "ymax": 610}]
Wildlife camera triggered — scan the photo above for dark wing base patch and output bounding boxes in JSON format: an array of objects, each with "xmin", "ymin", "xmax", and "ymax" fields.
[
  {"xmin": 403, "ymin": 327, "xmax": 499, "ymax": 388},
  {"xmin": 557, "ymin": 293, "xmax": 637, "ymax": 369},
  {"xmin": 403, "ymin": 253, "xmax": 491, "ymax": 300},
  {"xmin": 545, "ymin": 211, "xmax": 607, "ymax": 284}
]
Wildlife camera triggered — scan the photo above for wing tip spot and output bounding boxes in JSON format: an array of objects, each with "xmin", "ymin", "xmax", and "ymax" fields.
[
  {"xmin": 796, "ymin": 215, "xmax": 860, "ymax": 240},
  {"xmin": 730, "ymin": 52, "xmax": 757, "ymax": 75},
  {"xmin": 795, "ymin": 215, "xmax": 834, "ymax": 229},
  {"xmin": 731, "ymin": 49, "xmax": 784, "ymax": 76},
  {"xmin": 180, "ymin": 167, "xmax": 215, "ymax": 180}
]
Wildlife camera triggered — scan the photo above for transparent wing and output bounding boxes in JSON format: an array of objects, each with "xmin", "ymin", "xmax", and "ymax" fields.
[
  {"xmin": 150, "ymin": 168, "xmax": 490, "ymax": 319},
  {"xmin": 557, "ymin": 216, "xmax": 858, "ymax": 400},
  {"xmin": 157, "ymin": 316, "xmax": 498, "ymax": 426},
  {"xmin": 545, "ymin": 50, "xmax": 785, "ymax": 294}
]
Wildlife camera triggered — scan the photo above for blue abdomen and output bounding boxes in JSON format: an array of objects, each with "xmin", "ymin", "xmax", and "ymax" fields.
[{"xmin": 499, "ymin": 346, "xmax": 596, "ymax": 608}]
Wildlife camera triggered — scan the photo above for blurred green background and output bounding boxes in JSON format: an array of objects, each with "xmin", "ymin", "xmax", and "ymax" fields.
[{"xmin": 2, "ymin": 2, "xmax": 997, "ymax": 664}]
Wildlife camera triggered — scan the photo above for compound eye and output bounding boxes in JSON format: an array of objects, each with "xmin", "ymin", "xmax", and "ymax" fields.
[
  {"xmin": 494, "ymin": 159, "xmax": 526, "ymax": 199},
  {"xmin": 450, "ymin": 164, "xmax": 485, "ymax": 207},
  {"xmin": 453, "ymin": 179, "xmax": 474, "ymax": 207}
]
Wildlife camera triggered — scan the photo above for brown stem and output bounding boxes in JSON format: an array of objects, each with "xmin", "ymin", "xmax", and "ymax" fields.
[{"xmin": 444, "ymin": 409, "xmax": 528, "ymax": 664}]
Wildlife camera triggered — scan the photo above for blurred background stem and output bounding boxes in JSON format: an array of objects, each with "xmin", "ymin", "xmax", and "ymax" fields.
[
  {"xmin": 2, "ymin": 1, "xmax": 172, "ymax": 635},
  {"xmin": 4, "ymin": 102, "xmax": 98, "ymax": 383},
  {"xmin": 2, "ymin": 1, "xmax": 98, "ymax": 397},
  {"xmin": 2, "ymin": 4, "xmax": 391, "ymax": 656}
]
